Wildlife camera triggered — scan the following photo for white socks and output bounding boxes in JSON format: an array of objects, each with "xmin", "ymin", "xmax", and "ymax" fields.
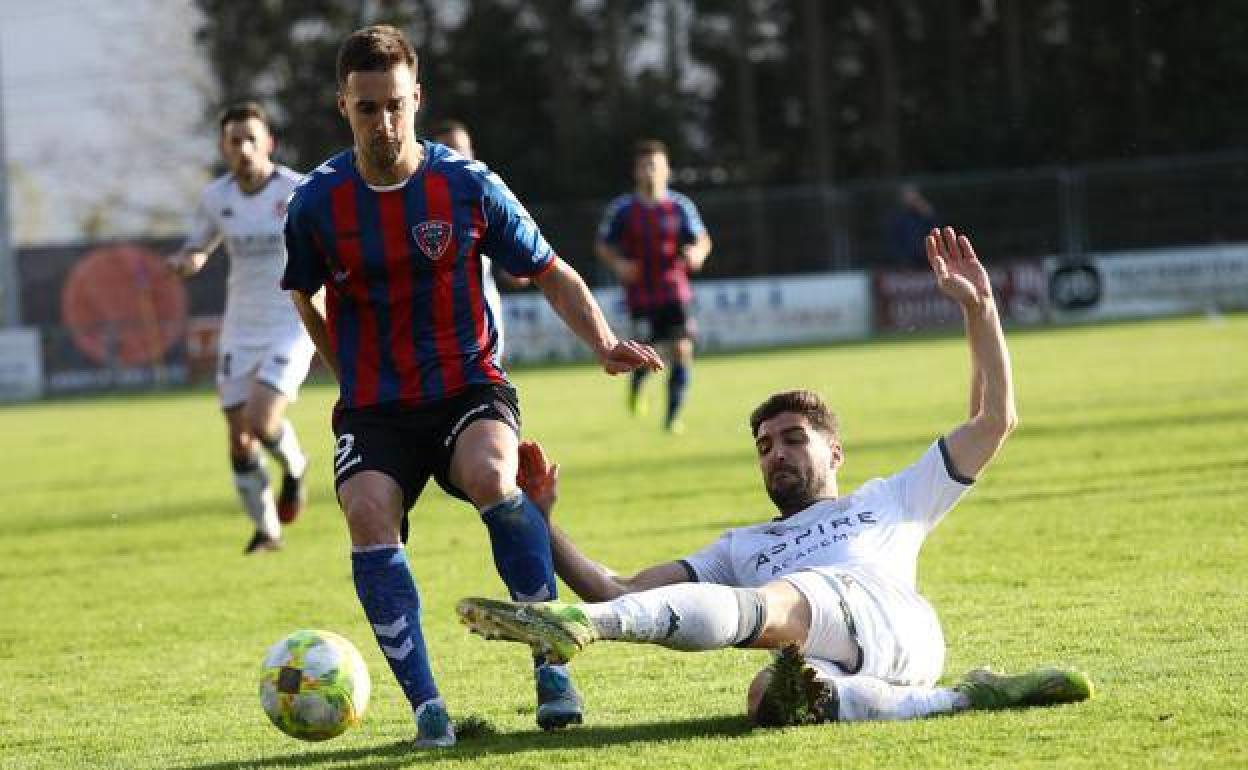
[
  {"xmin": 236, "ymin": 419, "xmax": 304, "ymax": 539},
  {"xmin": 570, "ymin": 584, "xmax": 973, "ymax": 724},
  {"xmin": 829, "ymin": 676, "xmax": 970, "ymax": 721},
  {"xmin": 262, "ymin": 419, "xmax": 307, "ymax": 478},
  {"xmin": 233, "ymin": 458, "xmax": 279, "ymax": 538},
  {"xmin": 581, "ymin": 584, "xmax": 766, "ymax": 651}
]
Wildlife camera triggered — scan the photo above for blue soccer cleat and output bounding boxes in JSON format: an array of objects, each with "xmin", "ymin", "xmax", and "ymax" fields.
[
  {"xmin": 535, "ymin": 662, "xmax": 584, "ymax": 730},
  {"xmin": 414, "ymin": 697, "xmax": 456, "ymax": 748}
]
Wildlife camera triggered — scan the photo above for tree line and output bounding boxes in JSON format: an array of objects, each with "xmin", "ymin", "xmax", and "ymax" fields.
[{"xmin": 194, "ymin": 0, "xmax": 1248, "ymax": 202}]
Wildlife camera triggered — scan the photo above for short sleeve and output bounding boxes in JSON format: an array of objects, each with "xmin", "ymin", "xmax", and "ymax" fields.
[
  {"xmin": 181, "ymin": 192, "xmax": 222, "ymax": 254},
  {"xmin": 596, "ymin": 196, "xmax": 630, "ymax": 246},
  {"xmin": 478, "ymin": 170, "xmax": 555, "ymax": 278},
  {"xmin": 883, "ymin": 438, "xmax": 973, "ymax": 528},
  {"xmin": 280, "ymin": 189, "xmax": 328, "ymax": 294},
  {"xmin": 679, "ymin": 532, "xmax": 737, "ymax": 585},
  {"xmin": 674, "ymin": 194, "xmax": 707, "ymax": 243}
]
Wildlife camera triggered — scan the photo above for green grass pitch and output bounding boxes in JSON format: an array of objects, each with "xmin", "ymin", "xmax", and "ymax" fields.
[{"xmin": 2, "ymin": 314, "xmax": 1245, "ymax": 769}]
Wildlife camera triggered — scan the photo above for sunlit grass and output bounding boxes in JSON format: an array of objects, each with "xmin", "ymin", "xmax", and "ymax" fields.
[{"xmin": 2, "ymin": 313, "xmax": 1244, "ymax": 769}]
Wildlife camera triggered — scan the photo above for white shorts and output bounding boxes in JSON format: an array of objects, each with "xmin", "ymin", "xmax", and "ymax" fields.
[
  {"xmin": 783, "ymin": 568, "xmax": 945, "ymax": 687},
  {"xmin": 217, "ymin": 330, "xmax": 315, "ymax": 409}
]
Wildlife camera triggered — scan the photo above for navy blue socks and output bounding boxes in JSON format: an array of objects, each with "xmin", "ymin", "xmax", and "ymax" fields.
[
  {"xmin": 480, "ymin": 492, "xmax": 558, "ymax": 602},
  {"xmin": 351, "ymin": 546, "xmax": 440, "ymax": 709},
  {"xmin": 666, "ymin": 363, "xmax": 690, "ymax": 429}
]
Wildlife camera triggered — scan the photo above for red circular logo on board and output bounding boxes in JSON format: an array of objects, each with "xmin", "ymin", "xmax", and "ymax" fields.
[{"xmin": 61, "ymin": 244, "xmax": 188, "ymax": 366}]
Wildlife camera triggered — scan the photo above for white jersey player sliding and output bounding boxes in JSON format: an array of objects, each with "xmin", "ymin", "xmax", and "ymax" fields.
[
  {"xmin": 458, "ymin": 227, "xmax": 1093, "ymax": 727},
  {"xmin": 166, "ymin": 101, "xmax": 315, "ymax": 554}
]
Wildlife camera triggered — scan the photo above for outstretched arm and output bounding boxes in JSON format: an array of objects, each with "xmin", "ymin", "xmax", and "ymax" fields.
[
  {"xmin": 927, "ymin": 227, "xmax": 1018, "ymax": 479},
  {"xmin": 518, "ymin": 442, "xmax": 689, "ymax": 602},
  {"xmin": 533, "ymin": 257, "xmax": 664, "ymax": 374},
  {"xmin": 167, "ymin": 197, "xmax": 220, "ymax": 278}
]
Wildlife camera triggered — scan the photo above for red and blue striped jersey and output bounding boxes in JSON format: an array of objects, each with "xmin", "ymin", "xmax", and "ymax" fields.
[
  {"xmin": 281, "ymin": 141, "xmax": 556, "ymax": 409},
  {"xmin": 596, "ymin": 191, "xmax": 706, "ymax": 311}
]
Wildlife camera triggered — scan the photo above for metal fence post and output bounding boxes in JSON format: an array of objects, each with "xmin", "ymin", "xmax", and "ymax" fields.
[
  {"xmin": 0, "ymin": 52, "xmax": 19, "ymax": 328},
  {"xmin": 1058, "ymin": 166, "xmax": 1087, "ymax": 261}
]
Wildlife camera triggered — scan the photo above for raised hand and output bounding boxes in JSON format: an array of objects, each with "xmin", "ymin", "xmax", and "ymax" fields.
[
  {"xmin": 600, "ymin": 339, "xmax": 664, "ymax": 375},
  {"xmin": 925, "ymin": 227, "xmax": 993, "ymax": 309},
  {"xmin": 516, "ymin": 440, "xmax": 559, "ymax": 518}
]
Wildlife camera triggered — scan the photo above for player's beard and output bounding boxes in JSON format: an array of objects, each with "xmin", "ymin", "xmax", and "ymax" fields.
[
  {"xmin": 234, "ymin": 159, "xmax": 261, "ymax": 186},
  {"xmin": 765, "ymin": 463, "xmax": 826, "ymax": 515},
  {"xmin": 368, "ymin": 136, "xmax": 403, "ymax": 170}
]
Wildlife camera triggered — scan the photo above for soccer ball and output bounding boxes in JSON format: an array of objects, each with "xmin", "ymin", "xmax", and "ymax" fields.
[{"xmin": 259, "ymin": 630, "xmax": 371, "ymax": 741}]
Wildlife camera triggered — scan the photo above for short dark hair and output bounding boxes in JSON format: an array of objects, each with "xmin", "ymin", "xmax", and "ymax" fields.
[
  {"xmin": 218, "ymin": 101, "xmax": 270, "ymax": 133},
  {"xmin": 429, "ymin": 118, "xmax": 468, "ymax": 140},
  {"xmin": 634, "ymin": 139, "xmax": 668, "ymax": 158},
  {"xmin": 337, "ymin": 24, "xmax": 418, "ymax": 86},
  {"xmin": 749, "ymin": 390, "xmax": 840, "ymax": 439}
]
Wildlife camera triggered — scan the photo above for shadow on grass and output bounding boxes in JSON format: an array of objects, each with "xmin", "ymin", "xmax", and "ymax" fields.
[{"xmin": 181, "ymin": 714, "xmax": 753, "ymax": 770}]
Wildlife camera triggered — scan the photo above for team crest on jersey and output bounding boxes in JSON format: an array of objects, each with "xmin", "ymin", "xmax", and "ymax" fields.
[{"xmin": 413, "ymin": 220, "xmax": 453, "ymax": 261}]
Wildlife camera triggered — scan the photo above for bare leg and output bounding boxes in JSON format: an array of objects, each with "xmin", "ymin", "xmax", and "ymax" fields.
[
  {"xmin": 450, "ymin": 419, "xmax": 583, "ymax": 729},
  {"xmin": 339, "ymin": 470, "xmax": 453, "ymax": 744}
]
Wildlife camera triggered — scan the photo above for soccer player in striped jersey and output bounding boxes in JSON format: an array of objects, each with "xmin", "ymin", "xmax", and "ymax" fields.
[
  {"xmin": 166, "ymin": 101, "xmax": 314, "ymax": 555},
  {"xmin": 459, "ymin": 228, "xmax": 1092, "ymax": 728},
  {"xmin": 281, "ymin": 25, "xmax": 663, "ymax": 748},
  {"xmin": 596, "ymin": 140, "xmax": 712, "ymax": 433}
]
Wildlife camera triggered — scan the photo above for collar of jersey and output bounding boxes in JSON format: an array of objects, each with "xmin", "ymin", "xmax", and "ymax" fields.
[
  {"xmin": 233, "ymin": 167, "xmax": 280, "ymax": 197},
  {"xmin": 350, "ymin": 140, "xmax": 433, "ymax": 192},
  {"xmin": 770, "ymin": 495, "xmax": 844, "ymax": 523}
]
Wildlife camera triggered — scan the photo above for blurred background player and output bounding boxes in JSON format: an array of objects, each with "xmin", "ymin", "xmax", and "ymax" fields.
[
  {"xmin": 885, "ymin": 183, "xmax": 940, "ymax": 266},
  {"xmin": 596, "ymin": 140, "xmax": 712, "ymax": 433},
  {"xmin": 428, "ymin": 119, "xmax": 530, "ymax": 360},
  {"xmin": 165, "ymin": 101, "xmax": 314, "ymax": 554},
  {"xmin": 282, "ymin": 26, "xmax": 662, "ymax": 748}
]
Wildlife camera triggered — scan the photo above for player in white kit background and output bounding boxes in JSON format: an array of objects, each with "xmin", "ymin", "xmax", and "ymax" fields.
[
  {"xmin": 458, "ymin": 226, "xmax": 1092, "ymax": 727},
  {"xmin": 166, "ymin": 101, "xmax": 316, "ymax": 554},
  {"xmin": 427, "ymin": 118, "xmax": 529, "ymax": 359}
]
